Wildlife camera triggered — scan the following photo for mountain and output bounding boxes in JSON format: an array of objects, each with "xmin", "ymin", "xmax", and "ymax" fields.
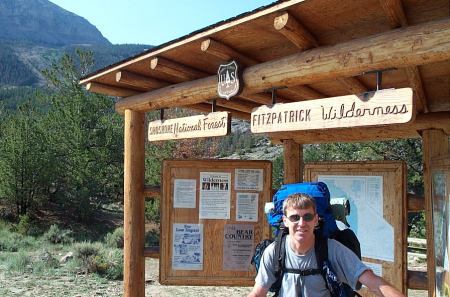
[
  {"xmin": 0, "ymin": 0, "xmax": 152, "ymax": 89},
  {"xmin": 0, "ymin": 0, "xmax": 110, "ymax": 46}
]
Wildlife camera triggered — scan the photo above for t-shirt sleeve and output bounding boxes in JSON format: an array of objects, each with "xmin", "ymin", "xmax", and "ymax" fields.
[
  {"xmin": 255, "ymin": 242, "xmax": 278, "ymax": 289},
  {"xmin": 327, "ymin": 239, "xmax": 369, "ymax": 290}
]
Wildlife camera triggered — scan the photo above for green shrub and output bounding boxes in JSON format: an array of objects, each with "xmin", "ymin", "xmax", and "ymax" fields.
[
  {"xmin": 105, "ymin": 227, "xmax": 124, "ymax": 248},
  {"xmin": 16, "ymin": 214, "xmax": 32, "ymax": 235},
  {"xmin": 42, "ymin": 224, "xmax": 73, "ymax": 244},
  {"xmin": 32, "ymin": 249, "xmax": 60, "ymax": 274},
  {"xmin": 145, "ymin": 229, "xmax": 159, "ymax": 247},
  {"xmin": 102, "ymin": 249, "xmax": 123, "ymax": 280},
  {"xmin": 72, "ymin": 241, "xmax": 123, "ymax": 280},
  {"xmin": 6, "ymin": 251, "xmax": 31, "ymax": 274},
  {"xmin": 73, "ymin": 241, "xmax": 103, "ymax": 274},
  {"xmin": 145, "ymin": 198, "xmax": 160, "ymax": 223},
  {"xmin": 0, "ymin": 229, "xmax": 37, "ymax": 252}
]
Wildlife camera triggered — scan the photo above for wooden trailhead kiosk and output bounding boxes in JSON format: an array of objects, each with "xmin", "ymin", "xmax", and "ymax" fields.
[{"xmin": 80, "ymin": 0, "xmax": 450, "ymax": 296}]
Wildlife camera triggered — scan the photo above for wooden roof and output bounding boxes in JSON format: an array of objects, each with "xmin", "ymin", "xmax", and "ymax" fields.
[{"xmin": 80, "ymin": 0, "xmax": 450, "ymax": 143}]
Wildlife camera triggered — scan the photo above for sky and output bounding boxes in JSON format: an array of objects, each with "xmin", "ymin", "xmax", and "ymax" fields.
[{"xmin": 48, "ymin": 0, "xmax": 275, "ymax": 46}]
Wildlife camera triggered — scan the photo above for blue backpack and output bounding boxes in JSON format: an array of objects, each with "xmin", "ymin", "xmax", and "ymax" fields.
[{"xmin": 251, "ymin": 182, "xmax": 361, "ymax": 297}]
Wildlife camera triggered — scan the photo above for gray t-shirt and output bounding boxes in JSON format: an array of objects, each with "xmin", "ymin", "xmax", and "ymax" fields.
[{"xmin": 255, "ymin": 236, "xmax": 368, "ymax": 297}]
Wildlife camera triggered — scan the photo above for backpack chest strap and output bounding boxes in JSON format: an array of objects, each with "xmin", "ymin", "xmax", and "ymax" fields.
[{"xmin": 282, "ymin": 268, "xmax": 322, "ymax": 276}]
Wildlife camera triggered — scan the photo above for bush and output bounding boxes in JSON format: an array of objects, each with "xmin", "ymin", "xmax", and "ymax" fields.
[
  {"xmin": 42, "ymin": 224, "xmax": 73, "ymax": 244},
  {"xmin": 16, "ymin": 214, "xmax": 32, "ymax": 235},
  {"xmin": 72, "ymin": 241, "xmax": 123, "ymax": 280},
  {"xmin": 145, "ymin": 198, "xmax": 160, "ymax": 223},
  {"xmin": 102, "ymin": 249, "xmax": 123, "ymax": 280},
  {"xmin": 0, "ymin": 227, "xmax": 38, "ymax": 252},
  {"xmin": 73, "ymin": 241, "xmax": 103, "ymax": 274},
  {"xmin": 145, "ymin": 229, "xmax": 159, "ymax": 246},
  {"xmin": 32, "ymin": 249, "xmax": 60, "ymax": 273},
  {"xmin": 105, "ymin": 227, "xmax": 124, "ymax": 248},
  {"xmin": 6, "ymin": 251, "xmax": 31, "ymax": 274}
]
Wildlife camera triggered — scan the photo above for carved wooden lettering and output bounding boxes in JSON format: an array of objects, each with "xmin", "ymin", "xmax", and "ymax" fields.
[
  {"xmin": 148, "ymin": 111, "xmax": 231, "ymax": 141},
  {"xmin": 251, "ymin": 88, "xmax": 414, "ymax": 133}
]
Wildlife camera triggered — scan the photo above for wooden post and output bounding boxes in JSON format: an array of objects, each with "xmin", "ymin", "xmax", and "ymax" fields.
[
  {"xmin": 283, "ymin": 139, "xmax": 303, "ymax": 184},
  {"xmin": 422, "ymin": 129, "xmax": 449, "ymax": 297},
  {"xmin": 123, "ymin": 109, "xmax": 145, "ymax": 297}
]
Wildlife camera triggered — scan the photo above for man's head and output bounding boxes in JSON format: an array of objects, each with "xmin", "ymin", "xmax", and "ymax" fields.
[{"xmin": 282, "ymin": 193, "xmax": 319, "ymax": 247}]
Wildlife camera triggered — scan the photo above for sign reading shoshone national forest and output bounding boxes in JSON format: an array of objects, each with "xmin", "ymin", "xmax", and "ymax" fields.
[
  {"xmin": 250, "ymin": 88, "xmax": 414, "ymax": 133},
  {"xmin": 148, "ymin": 111, "xmax": 231, "ymax": 141}
]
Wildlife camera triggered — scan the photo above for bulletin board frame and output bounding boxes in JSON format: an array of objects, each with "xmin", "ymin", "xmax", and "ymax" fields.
[
  {"xmin": 304, "ymin": 161, "xmax": 407, "ymax": 295},
  {"xmin": 160, "ymin": 159, "xmax": 272, "ymax": 286}
]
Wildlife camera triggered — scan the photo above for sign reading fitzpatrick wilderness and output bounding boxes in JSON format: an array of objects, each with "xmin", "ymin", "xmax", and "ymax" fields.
[
  {"xmin": 251, "ymin": 88, "xmax": 414, "ymax": 133},
  {"xmin": 217, "ymin": 60, "xmax": 242, "ymax": 100},
  {"xmin": 148, "ymin": 112, "xmax": 231, "ymax": 141}
]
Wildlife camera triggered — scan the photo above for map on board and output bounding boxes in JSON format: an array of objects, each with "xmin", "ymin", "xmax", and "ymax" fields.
[{"xmin": 319, "ymin": 175, "xmax": 394, "ymax": 262}]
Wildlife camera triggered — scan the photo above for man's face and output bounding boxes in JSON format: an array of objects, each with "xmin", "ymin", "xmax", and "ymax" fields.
[{"xmin": 283, "ymin": 206, "xmax": 318, "ymax": 242}]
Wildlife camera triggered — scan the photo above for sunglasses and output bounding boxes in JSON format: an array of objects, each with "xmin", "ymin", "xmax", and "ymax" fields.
[{"xmin": 286, "ymin": 213, "xmax": 315, "ymax": 223}]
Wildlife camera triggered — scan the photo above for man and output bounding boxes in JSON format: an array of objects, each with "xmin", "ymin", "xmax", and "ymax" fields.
[{"xmin": 247, "ymin": 193, "xmax": 404, "ymax": 297}]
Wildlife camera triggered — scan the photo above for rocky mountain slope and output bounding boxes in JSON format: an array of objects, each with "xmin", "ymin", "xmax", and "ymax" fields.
[
  {"xmin": 0, "ymin": 0, "xmax": 151, "ymax": 88},
  {"xmin": 0, "ymin": 0, "xmax": 109, "ymax": 46}
]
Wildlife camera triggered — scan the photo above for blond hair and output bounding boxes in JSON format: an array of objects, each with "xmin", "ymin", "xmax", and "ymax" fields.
[{"xmin": 282, "ymin": 193, "xmax": 317, "ymax": 215}]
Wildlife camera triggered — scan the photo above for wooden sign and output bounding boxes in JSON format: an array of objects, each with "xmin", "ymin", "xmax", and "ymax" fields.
[
  {"xmin": 217, "ymin": 60, "xmax": 242, "ymax": 100},
  {"xmin": 148, "ymin": 111, "xmax": 230, "ymax": 141},
  {"xmin": 251, "ymin": 88, "xmax": 414, "ymax": 133}
]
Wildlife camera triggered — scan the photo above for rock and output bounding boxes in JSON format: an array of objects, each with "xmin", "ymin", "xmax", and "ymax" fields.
[{"xmin": 60, "ymin": 251, "xmax": 73, "ymax": 263}]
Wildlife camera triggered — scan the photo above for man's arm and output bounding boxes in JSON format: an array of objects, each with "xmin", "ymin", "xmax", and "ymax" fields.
[
  {"xmin": 358, "ymin": 270, "xmax": 404, "ymax": 297},
  {"xmin": 247, "ymin": 283, "xmax": 269, "ymax": 297}
]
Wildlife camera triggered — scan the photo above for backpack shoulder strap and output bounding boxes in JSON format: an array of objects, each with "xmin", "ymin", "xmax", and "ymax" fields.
[
  {"xmin": 314, "ymin": 234, "xmax": 329, "ymax": 284},
  {"xmin": 270, "ymin": 225, "xmax": 288, "ymax": 297}
]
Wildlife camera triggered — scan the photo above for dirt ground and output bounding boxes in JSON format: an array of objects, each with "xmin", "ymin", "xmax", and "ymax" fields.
[{"xmin": 0, "ymin": 255, "xmax": 429, "ymax": 297}]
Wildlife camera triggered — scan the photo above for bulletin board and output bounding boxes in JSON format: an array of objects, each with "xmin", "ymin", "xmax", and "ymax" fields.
[
  {"xmin": 160, "ymin": 159, "xmax": 272, "ymax": 286},
  {"xmin": 304, "ymin": 161, "xmax": 407, "ymax": 295},
  {"xmin": 431, "ymin": 156, "xmax": 450, "ymax": 297}
]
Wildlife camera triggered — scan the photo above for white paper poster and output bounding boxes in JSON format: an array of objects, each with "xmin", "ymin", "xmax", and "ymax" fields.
[
  {"xmin": 223, "ymin": 224, "xmax": 254, "ymax": 271},
  {"xmin": 235, "ymin": 168, "xmax": 264, "ymax": 191},
  {"xmin": 172, "ymin": 223, "xmax": 203, "ymax": 270},
  {"xmin": 199, "ymin": 172, "xmax": 231, "ymax": 219},
  {"xmin": 174, "ymin": 179, "xmax": 196, "ymax": 208},
  {"xmin": 236, "ymin": 192, "xmax": 258, "ymax": 222},
  {"xmin": 319, "ymin": 175, "xmax": 394, "ymax": 262}
]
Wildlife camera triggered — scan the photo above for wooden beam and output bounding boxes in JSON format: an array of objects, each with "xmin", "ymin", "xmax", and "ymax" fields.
[
  {"xmin": 379, "ymin": 0, "xmax": 428, "ymax": 113},
  {"xmin": 283, "ymin": 140, "xmax": 303, "ymax": 183},
  {"xmin": 215, "ymin": 98, "xmax": 257, "ymax": 113},
  {"xmin": 274, "ymin": 12, "xmax": 318, "ymax": 50},
  {"xmin": 150, "ymin": 57, "xmax": 208, "ymax": 80},
  {"xmin": 143, "ymin": 246, "xmax": 160, "ymax": 259},
  {"xmin": 201, "ymin": 38, "xmax": 258, "ymax": 66},
  {"xmin": 407, "ymin": 193, "xmax": 425, "ymax": 212},
  {"xmin": 116, "ymin": 71, "xmax": 168, "ymax": 90},
  {"xmin": 115, "ymin": 19, "xmax": 450, "ymax": 113},
  {"xmin": 404, "ymin": 63, "xmax": 428, "ymax": 113},
  {"xmin": 239, "ymin": 92, "xmax": 292, "ymax": 105},
  {"xmin": 143, "ymin": 185, "xmax": 160, "ymax": 198},
  {"xmin": 407, "ymin": 270, "xmax": 427, "ymax": 290},
  {"xmin": 379, "ymin": 0, "xmax": 408, "ymax": 28},
  {"xmin": 336, "ymin": 77, "xmax": 368, "ymax": 95},
  {"xmin": 280, "ymin": 85, "xmax": 325, "ymax": 100},
  {"xmin": 268, "ymin": 112, "xmax": 450, "ymax": 144},
  {"xmin": 86, "ymin": 82, "xmax": 140, "ymax": 97},
  {"xmin": 188, "ymin": 102, "xmax": 251, "ymax": 121},
  {"xmin": 273, "ymin": 11, "xmax": 368, "ymax": 95},
  {"xmin": 123, "ymin": 110, "xmax": 145, "ymax": 297},
  {"xmin": 422, "ymin": 130, "xmax": 449, "ymax": 297}
]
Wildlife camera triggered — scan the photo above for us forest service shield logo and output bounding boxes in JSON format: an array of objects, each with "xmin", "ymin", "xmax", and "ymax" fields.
[{"xmin": 217, "ymin": 60, "xmax": 242, "ymax": 100}]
